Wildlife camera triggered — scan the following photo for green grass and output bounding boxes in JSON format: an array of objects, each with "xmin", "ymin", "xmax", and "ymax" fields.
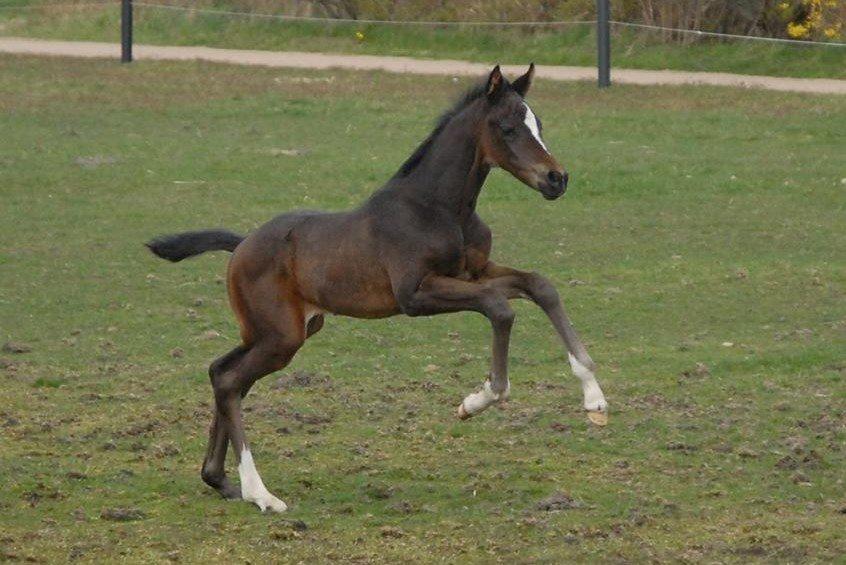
[
  {"xmin": 1, "ymin": 2, "xmax": 845, "ymax": 78},
  {"xmin": 1, "ymin": 54, "xmax": 845, "ymax": 563}
]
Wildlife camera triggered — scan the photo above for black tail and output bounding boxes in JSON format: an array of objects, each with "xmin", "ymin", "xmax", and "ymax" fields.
[{"xmin": 146, "ymin": 229, "xmax": 244, "ymax": 263}]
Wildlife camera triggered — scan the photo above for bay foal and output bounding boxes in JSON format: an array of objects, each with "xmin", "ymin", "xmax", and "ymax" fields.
[{"xmin": 148, "ymin": 65, "xmax": 608, "ymax": 513}]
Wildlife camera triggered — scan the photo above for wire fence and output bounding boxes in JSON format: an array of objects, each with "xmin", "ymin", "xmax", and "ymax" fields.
[
  {"xmin": 0, "ymin": 2, "xmax": 110, "ymax": 9},
  {"xmin": 610, "ymin": 20, "xmax": 845, "ymax": 47},
  {"xmin": 134, "ymin": 2, "xmax": 597, "ymax": 27},
  {"xmin": 1, "ymin": 0, "xmax": 844, "ymax": 47}
]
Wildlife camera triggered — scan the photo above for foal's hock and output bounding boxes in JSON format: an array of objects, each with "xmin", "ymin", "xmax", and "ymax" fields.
[{"xmin": 148, "ymin": 65, "xmax": 608, "ymax": 513}]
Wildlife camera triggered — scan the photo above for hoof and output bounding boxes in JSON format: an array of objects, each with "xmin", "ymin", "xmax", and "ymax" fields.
[
  {"xmin": 203, "ymin": 473, "xmax": 242, "ymax": 500},
  {"xmin": 457, "ymin": 379, "xmax": 507, "ymax": 421},
  {"xmin": 245, "ymin": 492, "xmax": 288, "ymax": 513},
  {"xmin": 220, "ymin": 482, "xmax": 242, "ymax": 500},
  {"xmin": 587, "ymin": 410, "xmax": 608, "ymax": 427},
  {"xmin": 457, "ymin": 403, "xmax": 472, "ymax": 420}
]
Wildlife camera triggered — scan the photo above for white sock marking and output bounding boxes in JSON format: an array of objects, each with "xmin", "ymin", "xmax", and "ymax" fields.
[
  {"xmin": 568, "ymin": 353, "xmax": 607, "ymax": 412},
  {"xmin": 523, "ymin": 103, "xmax": 549, "ymax": 153},
  {"xmin": 461, "ymin": 379, "xmax": 509, "ymax": 416},
  {"xmin": 238, "ymin": 448, "xmax": 287, "ymax": 513}
]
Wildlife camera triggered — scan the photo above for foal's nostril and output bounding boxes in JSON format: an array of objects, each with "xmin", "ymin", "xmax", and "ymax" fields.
[
  {"xmin": 547, "ymin": 170, "xmax": 564, "ymax": 188},
  {"xmin": 562, "ymin": 171, "xmax": 569, "ymax": 188}
]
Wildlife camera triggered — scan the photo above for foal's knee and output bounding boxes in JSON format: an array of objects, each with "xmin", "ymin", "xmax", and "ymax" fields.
[
  {"xmin": 491, "ymin": 304, "xmax": 515, "ymax": 329},
  {"xmin": 483, "ymin": 290, "xmax": 515, "ymax": 329},
  {"xmin": 526, "ymin": 272, "xmax": 560, "ymax": 310}
]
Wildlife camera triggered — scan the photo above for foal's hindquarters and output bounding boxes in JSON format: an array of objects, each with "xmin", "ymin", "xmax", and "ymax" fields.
[
  {"xmin": 200, "ymin": 211, "xmax": 404, "ymax": 511},
  {"xmin": 201, "ymin": 217, "xmax": 316, "ymax": 512}
]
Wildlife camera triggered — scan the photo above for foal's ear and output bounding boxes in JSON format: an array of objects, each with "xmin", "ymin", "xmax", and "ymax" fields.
[
  {"xmin": 485, "ymin": 65, "xmax": 505, "ymax": 101},
  {"xmin": 512, "ymin": 63, "xmax": 535, "ymax": 97}
]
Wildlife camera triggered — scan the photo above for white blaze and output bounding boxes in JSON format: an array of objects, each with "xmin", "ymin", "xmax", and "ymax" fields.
[{"xmin": 523, "ymin": 103, "xmax": 549, "ymax": 153}]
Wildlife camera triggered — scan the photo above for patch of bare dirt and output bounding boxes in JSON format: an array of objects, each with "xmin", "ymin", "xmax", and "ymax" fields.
[
  {"xmin": 273, "ymin": 370, "xmax": 332, "ymax": 390},
  {"xmin": 2, "ymin": 341, "xmax": 31, "ymax": 353},
  {"xmin": 74, "ymin": 155, "xmax": 118, "ymax": 168},
  {"xmin": 293, "ymin": 411, "xmax": 333, "ymax": 425},
  {"xmin": 536, "ymin": 491, "xmax": 583, "ymax": 511},
  {"xmin": 100, "ymin": 507, "xmax": 146, "ymax": 521},
  {"xmin": 680, "ymin": 362, "xmax": 710, "ymax": 378}
]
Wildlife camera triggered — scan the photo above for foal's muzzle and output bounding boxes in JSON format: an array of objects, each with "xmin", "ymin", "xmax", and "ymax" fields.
[{"xmin": 540, "ymin": 170, "xmax": 568, "ymax": 200}]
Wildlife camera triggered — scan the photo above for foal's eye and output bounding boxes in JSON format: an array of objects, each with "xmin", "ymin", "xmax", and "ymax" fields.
[{"xmin": 500, "ymin": 124, "xmax": 517, "ymax": 137}]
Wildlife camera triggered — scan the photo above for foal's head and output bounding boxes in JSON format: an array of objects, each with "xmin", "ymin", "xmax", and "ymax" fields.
[{"xmin": 478, "ymin": 65, "xmax": 568, "ymax": 200}]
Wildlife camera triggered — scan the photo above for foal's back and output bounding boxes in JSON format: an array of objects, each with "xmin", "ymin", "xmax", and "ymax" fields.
[{"xmin": 232, "ymin": 206, "xmax": 401, "ymax": 319}]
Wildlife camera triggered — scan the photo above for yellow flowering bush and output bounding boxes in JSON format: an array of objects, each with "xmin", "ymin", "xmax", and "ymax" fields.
[{"xmin": 784, "ymin": 0, "xmax": 844, "ymax": 40}]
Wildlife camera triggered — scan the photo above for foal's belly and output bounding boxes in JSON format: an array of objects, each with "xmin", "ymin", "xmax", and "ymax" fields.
[
  {"xmin": 292, "ymin": 218, "xmax": 401, "ymax": 319},
  {"xmin": 307, "ymin": 263, "xmax": 401, "ymax": 319}
]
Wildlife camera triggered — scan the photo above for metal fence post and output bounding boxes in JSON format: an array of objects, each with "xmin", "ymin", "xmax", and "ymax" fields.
[
  {"xmin": 596, "ymin": 0, "xmax": 610, "ymax": 87},
  {"xmin": 121, "ymin": 0, "xmax": 133, "ymax": 63}
]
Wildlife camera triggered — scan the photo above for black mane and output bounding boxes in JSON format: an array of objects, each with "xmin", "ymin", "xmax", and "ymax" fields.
[{"xmin": 394, "ymin": 82, "xmax": 489, "ymax": 178}]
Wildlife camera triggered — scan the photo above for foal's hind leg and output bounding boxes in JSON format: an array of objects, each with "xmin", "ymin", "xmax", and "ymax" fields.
[
  {"xmin": 214, "ymin": 337, "xmax": 302, "ymax": 512},
  {"xmin": 212, "ymin": 274, "xmax": 307, "ymax": 512},
  {"xmin": 201, "ymin": 345, "xmax": 248, "ymax": 499},
  {"xmin": 479, "ymin": 263, "xmax": 608, "ymax": 420}
]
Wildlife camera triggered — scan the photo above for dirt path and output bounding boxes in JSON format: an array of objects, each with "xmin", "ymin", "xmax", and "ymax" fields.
[{"xmin": 1, "ymin": 36, "xmax": 844, "ymax": 95}]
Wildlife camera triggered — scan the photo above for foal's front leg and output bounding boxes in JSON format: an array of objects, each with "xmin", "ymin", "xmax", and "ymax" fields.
[
  {"xmin": 479, "ymin": 263, "xmax": 608, "ymax": 422},
  {"xmin": 394, "ymin": 274, "xmax": 514, "ymax": 419}
]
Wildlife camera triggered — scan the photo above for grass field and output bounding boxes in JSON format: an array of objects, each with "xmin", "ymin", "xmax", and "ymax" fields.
[
  {"xmin": 1, "ymin": 54, "xmax": 845, "ymax": 562},
  {"xmin": 1, "ymin": 3, "xmax": 845, "ymax": 79}
]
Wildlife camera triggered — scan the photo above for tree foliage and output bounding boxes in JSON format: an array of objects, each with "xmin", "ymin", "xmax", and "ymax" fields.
[{"xmin": 235, "ymin": 0, "xmax": 843, "ymax": 41}]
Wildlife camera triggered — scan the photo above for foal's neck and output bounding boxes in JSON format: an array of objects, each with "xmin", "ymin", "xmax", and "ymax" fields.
[{"xmin": 404, "ymin": 107, "xmax": 490, "ymax": 223}]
